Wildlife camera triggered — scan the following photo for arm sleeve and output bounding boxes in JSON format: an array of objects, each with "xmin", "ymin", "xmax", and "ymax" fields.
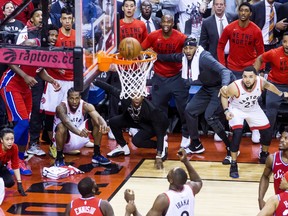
[
  {"xmin": 217, "ymin": 27, "xmax": 229, "ymax": 66},
  {"xmin": 93, "ymin": 79, "xmax": 121, "ymax": 98},
  {"xmin": 156, "ymin": 53, "xmax": 183, "ymax": 62}
]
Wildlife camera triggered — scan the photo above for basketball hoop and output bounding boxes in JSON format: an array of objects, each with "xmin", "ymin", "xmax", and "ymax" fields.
[{"xmin": 97, "ymin": 51, "xmax": 157, "ymax": 99}]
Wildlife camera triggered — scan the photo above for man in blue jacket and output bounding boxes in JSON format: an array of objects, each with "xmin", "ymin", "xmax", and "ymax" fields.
[{"xmin": 157, "ymin": 37, "xmax": 235, "ymax": 164}]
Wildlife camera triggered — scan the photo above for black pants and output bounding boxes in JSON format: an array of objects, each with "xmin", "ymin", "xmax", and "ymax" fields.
[
  {"xmin": 0, "ymin": 165, "xmax": 15, "ymax": 188},
  {"xmin": 29, "ymin": 75, "xmax": 44, "ymax": 144},
  {"xmin": 151, "ymin": 73, "xmax": 189, "ymax": 137},
  {"xmin": 185, "ymin": 86, "xmax": 224, "ymax": 139},
  {"xmin": 109, "ymin": 113, "xmax": 168, "ymax": 152}
]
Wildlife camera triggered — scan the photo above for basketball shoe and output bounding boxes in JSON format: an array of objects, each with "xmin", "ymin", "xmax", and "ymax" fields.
[
  {"xmin": 92, "ymin": 154, "xmax": 111, "ymax": 165},
  {"xmin": 107, "ymin": 144, "xmax": 130, "ymax": 157},
  {"xmin": 161, "ymin": 141, "xmax": 168, "ymax": 161},
  {"xmin": 27, "ymin": 143, "xmax": 46, "ymax": 156},
  {"xmin": 230, "ymin": 161, "xmax": 239, "ymax": 178},
  {"xmin": 180, "ymin": 136, "xmax": 190, "ymax": 148},
  {"xmin": 19, "ymin": 160, "xmax": 32, "ymax": 176}
]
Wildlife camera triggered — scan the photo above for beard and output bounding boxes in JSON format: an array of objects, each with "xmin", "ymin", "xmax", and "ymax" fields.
[{"xmin": 243, "ymin": 82, "xmax": 255, "ymax": 90}]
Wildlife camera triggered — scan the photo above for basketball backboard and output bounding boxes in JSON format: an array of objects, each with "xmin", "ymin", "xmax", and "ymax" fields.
[{"xmin": 74, "ymin": 0, "xmax": 118, "ymax": 90}]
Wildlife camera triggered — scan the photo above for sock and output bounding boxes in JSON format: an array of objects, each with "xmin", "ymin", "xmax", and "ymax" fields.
[
  {"xmin": 94, "ymin": 145, "xmax": 100, "ymax": 155},
  {"xmin": 56, "ymin": 150, "xmax": 63, "ymax": 159},
  {"xmin": 192, "ymin": 139, "xmax": 201, "ymax": 145}
]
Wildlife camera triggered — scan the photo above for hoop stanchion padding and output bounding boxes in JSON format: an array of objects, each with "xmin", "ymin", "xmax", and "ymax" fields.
[{"xmin": 97, "ymin": 51, "xmax": 157, "ymax": 99}]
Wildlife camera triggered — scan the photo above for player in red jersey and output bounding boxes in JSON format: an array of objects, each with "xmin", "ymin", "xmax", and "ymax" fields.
[
  {"xmin": 217, "ymin": 2, "xmax": 264, "ymax": 79},
  {"xmin": 254, "ymin": 32, "xmax": 288, "ymax": 148},
  {"xmin": 141, "ymin": 14, "xmax": 190, "ymax": 148},
  {"xmin": 257, "ymin": 171, "xmax": 288, "ymax": 216},
  {"xmin": 65, "ymin": 177, "xmax": 115, "ymax": 216},
  {"xmin": 120, "ymin": 0, "xmax": 148, "ymax": 43},
  {"xmin": 0, "ymin": 39, "xmax": 61, "ymax": 175},
  {"xmin": 258, "ymin": 127, "xmax": 288, "ymax": 210}
]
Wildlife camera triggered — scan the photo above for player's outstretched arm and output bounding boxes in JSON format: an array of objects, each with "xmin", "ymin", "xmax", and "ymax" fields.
[
  {"xmin": 178, "ymin": 148, "xmax": 202, "ymax": 195},
  {"xmin": 258, "ymin": 154, "xmax": 274, "ymax": 210},
  {"xmin": 262, "ymin": 77, "xmax": 285, "ymax": 97}
]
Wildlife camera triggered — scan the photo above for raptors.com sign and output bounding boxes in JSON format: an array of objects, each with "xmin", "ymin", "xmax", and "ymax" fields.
[{"xmin": 0, "ymin": 47, "xmax": 74, "ymax": 69}]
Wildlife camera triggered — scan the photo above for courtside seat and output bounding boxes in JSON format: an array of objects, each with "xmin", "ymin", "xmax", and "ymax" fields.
[{"xmin": 275, "ymin": 100, "xmax": 288, "ymax": 135}]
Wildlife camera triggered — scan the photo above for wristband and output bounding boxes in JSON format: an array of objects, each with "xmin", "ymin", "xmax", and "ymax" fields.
[
  {"xmin": 279, "ymin": 92, "xmax": 284, "ymax": 98},
  {"xmin": 224, "ymin": 108, "xmax": 229, "ymax": 114}
]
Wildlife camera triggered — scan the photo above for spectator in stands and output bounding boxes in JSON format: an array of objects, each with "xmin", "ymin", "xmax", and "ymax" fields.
[
  {"xmin": 0, "ymin": 39, "xmax": 61, "ymax": 175},
  {"xmin": 0, "ymin": 0, "xmax": 34, "ymax": 24},
  {"xmin": 93, "ymin": 79, "xmax": 169, "ymax": 169},
  {"xmin": 141, "ymin": 14, "xmax": 190, "ymax": 148},
  {"xmin": 0, "ymin": 1, "xmax": 25, "ymax": 44},
  {"xmin": 199, "ymin": 0, "xmax": 237, "ymax": 60},
  {"xmin": 0, "ymin": 128, "xmax": 27, "ymax": 200},
  {"xmin": 180, "ymin": 0, "xmax": 203, "ymax": 40},
  {"xmin": 274, "ymin": 2, "xmax": 288, "ymax": 41},
  {"xmin": 137, "ymin": 0, "xmax": 161, "ymax": 33},
  {"xmin": 38, "ymin": 0, "xmax": 61, "ymax": 29},
  {"xmin": 200, "ymin": 0, "xmax": 247, "ymax": 15},
  {"xmin": 254, "ymin": 32, "xmax": 288, "ymax": 142},
  {"xmin": 16, "ymin": 8, "xmax": 42, "ymax": 44},
  {"xmin": 120, "ymin": 0, "xmax": 148, "ymax": 43}
]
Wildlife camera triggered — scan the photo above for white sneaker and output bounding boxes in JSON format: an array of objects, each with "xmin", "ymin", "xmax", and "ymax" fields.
[
  {"xmin": 128, "ymin": 128, "xmax": 139, "ymax": 137},
  {"xmin": 180, "ymin": 136, "xmax": 190, "ymax": 148},
  {"xmin": 108, "ymin": 130, "xmax": 115, "ymax": 140},
  {"xmin": 64, "ymin": 149, "xmax": 81, "ymax": 155},
  {"xmin": 27, "ymin": 144, "xmax": 46, "ymax": 156},
  {"xmin": 0, "ymin": 178, "xmax": 4, "ymax": 205},
  {"xmin": 214, "ymin": 133, "xmax": 222, "ymax": 142},
  {"xmin": 161, "ymin": 141, "xmax": 168, "ymax": 161},
  {"xmin": 107, "ymin": 144, "xmax": 130, "ymax": 157},
  {"xmin": 85, "ymin": 141, "xmax": 94, "ymax": 148},
  {"xmin": 164, "ymin": 134, "xmax": 168, "ymax": 141},
  {"xmin": 251, "ymin": 130, "xmax": 260, "ymax": 143}
]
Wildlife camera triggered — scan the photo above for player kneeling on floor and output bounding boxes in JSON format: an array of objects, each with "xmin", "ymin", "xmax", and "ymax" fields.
[{"xmin": 53, "ymin": 88, "xmax": 110, "ymax": 167}]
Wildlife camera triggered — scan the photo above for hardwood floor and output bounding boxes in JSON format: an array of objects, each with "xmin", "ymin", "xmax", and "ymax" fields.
[{"xmin": 0, "ymin": 132, "xmax": 279, "ymax": 215}]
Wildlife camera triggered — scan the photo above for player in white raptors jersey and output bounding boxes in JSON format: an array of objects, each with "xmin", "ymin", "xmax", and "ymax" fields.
[
  {"xmin": 124, "ymin": 148, "xmax": 202, "ymax": 216},
  {"xmin": 53, "ymin": 88, "xmax": 111, "ymax": 167},
  {"xmin": 221, "ymin": 66, "xmax": 288, "ymax": 178}
]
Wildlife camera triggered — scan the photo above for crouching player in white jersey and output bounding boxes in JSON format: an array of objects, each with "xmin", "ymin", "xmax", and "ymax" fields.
[
  {"xmin": 124, "ymin": 148, "xmax": 203, "ymax": 216},
  {"xmin": 221, "ymin": 66, "xmax": 288, "ymax": 178},
  {"xmin": 53, "ymin": 87, "xmax": 110, "ymax": 167}
]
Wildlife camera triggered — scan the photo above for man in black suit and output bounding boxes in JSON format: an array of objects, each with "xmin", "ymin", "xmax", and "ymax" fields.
[
  {"xmin": 199, "ymin": 0, "xmax": 237, "ymax": 60},
  {"xmin": 251, "ymin": 0, "xmax": 281, "ymax": 53},
  {"xmin": 138, "ymin": 0, "xmax": 161, "ymax": 33},
  {"xmin": 275, "ymin": 2, "xmax": 288, "ymax": 40}
]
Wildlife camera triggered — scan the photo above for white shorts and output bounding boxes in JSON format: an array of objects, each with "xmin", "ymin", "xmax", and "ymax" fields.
[
  {"xmin": 53, "ymin": 120, "xmax": 90, "ymax": 152},
  {"xmin": 40, "ymin": 80, "xmax": 74, "ymax": 115},
  {"xmin": 228, "ymin": 106, "xmax": 270, "ymax": 130}
]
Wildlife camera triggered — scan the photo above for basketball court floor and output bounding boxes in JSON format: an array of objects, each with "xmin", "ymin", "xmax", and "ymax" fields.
[{"xmin": 0, "ymin": 132, "xmax": 277, "ymax": 216}]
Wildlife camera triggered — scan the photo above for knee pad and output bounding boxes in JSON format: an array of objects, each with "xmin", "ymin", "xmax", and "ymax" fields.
[
  {"xmin": 260, "ymin": 128, "xmax": 272, "ymax": 146},
  {"xmin": 231, "ymin": 128, "xmax": 243, "ymax": 152}
]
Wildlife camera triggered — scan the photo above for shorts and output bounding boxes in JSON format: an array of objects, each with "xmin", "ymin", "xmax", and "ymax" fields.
[
  {"xmin": 228, "ymin": 106, "xmax": 270, "ymax": 130},
  {"xmin": 40, "ymin": 80, "xmax": 74, "ymax": 115},
  {"xmin": 53, "ymin": 120, "xmax": 90, "ymax": 152}
]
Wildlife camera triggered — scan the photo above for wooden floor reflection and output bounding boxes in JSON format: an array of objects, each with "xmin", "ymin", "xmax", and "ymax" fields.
[{"xmin": 0, "ymin": 132, "xmax": 279, "ymax": 215}]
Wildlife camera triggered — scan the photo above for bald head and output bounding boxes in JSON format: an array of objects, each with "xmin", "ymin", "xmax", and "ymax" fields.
[{"xmin": 167, "ymin": 167, "xmax": 188, "ymax": 190}]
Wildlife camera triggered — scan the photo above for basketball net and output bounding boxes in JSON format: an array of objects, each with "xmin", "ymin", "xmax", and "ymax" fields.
[{"xmin": 97, "ymin": 51, "xmax": 156, "ymax": 99}]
